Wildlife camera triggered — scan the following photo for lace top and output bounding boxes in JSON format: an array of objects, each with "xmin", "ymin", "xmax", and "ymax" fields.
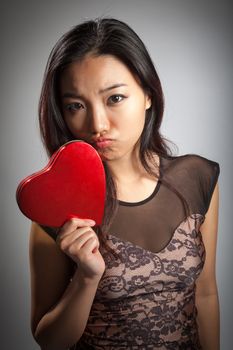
[{"xmin": 42, "ymin": 154, "xmax": 220, "ymax": 349}]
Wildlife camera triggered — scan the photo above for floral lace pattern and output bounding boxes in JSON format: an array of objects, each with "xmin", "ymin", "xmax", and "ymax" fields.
[{"xmin": 76, "ymin": 214, "xmax": 205, "ymax": 349}]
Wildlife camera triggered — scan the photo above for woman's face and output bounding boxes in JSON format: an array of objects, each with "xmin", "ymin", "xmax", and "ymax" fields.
[{"xmin": 59, "ymin": 54, "xmax": 151, "ymax": 162}]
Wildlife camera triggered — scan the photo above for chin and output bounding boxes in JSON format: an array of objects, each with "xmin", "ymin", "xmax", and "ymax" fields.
[
  {"xmin": 98, "ymin": 153, "xmax": 114, "ymax": 162},
  {"xmin": 97, "ymin": 149, "xmax": 118, "ymax": 162}
]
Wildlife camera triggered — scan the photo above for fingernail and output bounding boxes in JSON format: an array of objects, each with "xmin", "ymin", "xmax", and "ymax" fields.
[{"xmin": 87, "ymin": 219, "xmax": 96, "ymax": 225}]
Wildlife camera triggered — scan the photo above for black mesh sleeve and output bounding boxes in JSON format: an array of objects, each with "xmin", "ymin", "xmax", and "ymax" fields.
[{"xmin": 199, "ymin": 158, "xmax": 220, "ymax": 214}]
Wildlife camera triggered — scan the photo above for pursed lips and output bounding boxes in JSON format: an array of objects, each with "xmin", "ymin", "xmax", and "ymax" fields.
[{"xmin": 95, "ymin": 139, "xmax": 114, "ymax": 149}]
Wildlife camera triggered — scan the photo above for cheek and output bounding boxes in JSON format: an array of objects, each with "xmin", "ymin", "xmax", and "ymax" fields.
[
  {"xmin": 114, "ymin": 105, "xmax": 145, "ymax": 135},
  {"xmin": 64, "ymin": 116, "xmax": 86, "ymax": 136},
  {"xmin": 124, "ymin": 107, "xmax": 146, "ymax": 134},
  {"xmin": 126, "ymin": 98, "xmax": 147, "ymax": 123}
]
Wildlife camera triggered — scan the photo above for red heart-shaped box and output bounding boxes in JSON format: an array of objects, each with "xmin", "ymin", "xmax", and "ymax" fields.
[{"xmin": 16, "ymin": 140, "xmax": 106, "ymax": 227}]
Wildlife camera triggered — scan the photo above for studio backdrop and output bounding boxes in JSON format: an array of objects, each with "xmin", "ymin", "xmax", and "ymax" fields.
[{"xmin": 1, "ymin": 0, "xmax": 232, "ymax": 349}]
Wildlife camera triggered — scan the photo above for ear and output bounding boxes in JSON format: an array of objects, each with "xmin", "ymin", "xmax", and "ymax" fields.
[{"xmin": 145, "ymin": 94, "xmax": 152, "ymax": 110}]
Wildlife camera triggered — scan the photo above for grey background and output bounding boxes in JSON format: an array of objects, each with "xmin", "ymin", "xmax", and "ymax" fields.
[{"xmin": 1, "ymin": 0, "xmax": 232, "ymax": 349}]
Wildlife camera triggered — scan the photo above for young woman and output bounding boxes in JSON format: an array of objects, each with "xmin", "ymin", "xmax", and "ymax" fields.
[{"xmin": 29, "ymin": 18, "xmax": 220, "ymax": 349}]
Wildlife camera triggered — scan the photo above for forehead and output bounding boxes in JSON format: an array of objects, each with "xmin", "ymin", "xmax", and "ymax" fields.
[{"xmin": 59, "ymin": 54, "xmax": 139, "ymax": 92}]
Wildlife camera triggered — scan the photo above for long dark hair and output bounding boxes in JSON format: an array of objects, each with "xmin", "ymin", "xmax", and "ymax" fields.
[{"xmin": 39, "ymin": 18, "xmax": 188, "ymax": 241}]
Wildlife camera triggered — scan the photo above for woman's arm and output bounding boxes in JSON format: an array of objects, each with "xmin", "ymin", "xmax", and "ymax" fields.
[
  {"xmin": 196, "ymin": 183, "xmax": 220, "ymax": 350},
  {"xmin": 30, "ymin": 220, "xmax": 105, "ymax": 350}
]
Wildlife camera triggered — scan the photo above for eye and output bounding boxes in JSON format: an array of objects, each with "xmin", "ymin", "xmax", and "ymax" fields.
[
  {"xmin": 65, "ymin": 102, "xmax": 84, "ymax": 112},
  {"xmin": 108, "ymin": 94, "xmax": 125, "ymax": 105}
]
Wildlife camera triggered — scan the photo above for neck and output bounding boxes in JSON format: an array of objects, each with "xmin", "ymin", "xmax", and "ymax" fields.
[
  {"xmin": 106, "ymin": 148, "xmax": 159, "ymax": 183},
  {"xmin": 106, "ymin": 148, "xmax": 145, "ymax": 184},
  {"xmin": 106, "ymin": 148, "xmax": 159, "ymax": 202}
]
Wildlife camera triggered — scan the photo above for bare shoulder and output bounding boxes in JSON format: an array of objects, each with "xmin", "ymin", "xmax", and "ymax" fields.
[
  {"xmin": 196, "ymin": 182, "xmax": 219, "ymax": 295},
  {"xmin": 29, "ymin": 222, "xmax": 75, "ymax": 335}
]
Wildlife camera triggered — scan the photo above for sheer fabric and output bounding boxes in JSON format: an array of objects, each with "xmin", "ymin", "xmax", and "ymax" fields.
[
  {"xmin": 41, "ymin": 154, "xmax": 220, "ymax": 349},
  {"xmin": 107, "ymin": 154, "xmax": 219, "ymax": 254}
]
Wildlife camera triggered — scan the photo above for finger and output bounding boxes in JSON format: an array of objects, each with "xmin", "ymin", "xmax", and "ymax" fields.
[
  {"xmin": 80, "ymin": 235, "xmax": 100, "ymax": 255},
  {"xmin": 62, "ymin": 229, "xmax": 96, "ymax": 251},
  {"xmin": 58, "ymin": 225, "xmax": 96, "ymax": 248},
  {"xmin": 67, "ymin": 234, "xmax": 99, "ymax": 257},
  {"xmin": 58, "ymin": 217, "xmax": 96, "ymax": 237}
]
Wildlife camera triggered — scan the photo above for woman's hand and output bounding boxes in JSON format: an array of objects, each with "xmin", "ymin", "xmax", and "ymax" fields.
[{"xmin": 56, "ymin": 218, "xmax": 105, "ymax": 281}]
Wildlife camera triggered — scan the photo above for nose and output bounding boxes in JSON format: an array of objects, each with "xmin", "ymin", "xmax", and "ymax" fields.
[{"xmin": 89, "ymin": 106, "xmax": 110, "ymax": 135}]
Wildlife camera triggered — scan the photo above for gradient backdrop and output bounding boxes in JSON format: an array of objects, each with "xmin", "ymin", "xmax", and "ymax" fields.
[{"xmin": 1, "ymin": 1, "xmax": 232, "ymax": 349}]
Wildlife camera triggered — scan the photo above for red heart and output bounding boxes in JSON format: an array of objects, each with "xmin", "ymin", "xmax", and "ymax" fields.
[{"xmin": 16, "ymin": 140, "xmax": 106, "ymax": 227}]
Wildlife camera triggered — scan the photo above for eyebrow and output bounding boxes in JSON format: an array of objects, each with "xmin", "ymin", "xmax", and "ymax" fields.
[
  {"xmin": 99, "ymin": 83, "xmax": 128, "ymax": 93},
  {"xmin": 62, "ymin": 83, "xmax": 128, "ymax": 99}
]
